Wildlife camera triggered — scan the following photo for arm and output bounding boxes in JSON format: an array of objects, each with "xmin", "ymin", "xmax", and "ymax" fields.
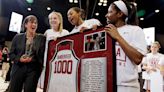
[
  {"xmin": 105, "ymin": 24, "xmax": 145, "ymax": 65},
  {"xmin": 37, "ymin": 35, "xmax": 46, "ymax": 65},
  {"xmin": 116, "ymin": 34, "xmax": 144, "ymax": 65},
  {"xmin": 158, "ymin": 57, "xmax": 164, "ymax": 76},
  {"xmin": 9, "ymin": 34, "xmax": 21, "ymax": 63},
  {"xmin": 80, "ymin": 19, "xmax": 102, "ymax": 33},
  {"xmin": 142, "ymin": 57, "xmax": 148, "ymax": 70}
]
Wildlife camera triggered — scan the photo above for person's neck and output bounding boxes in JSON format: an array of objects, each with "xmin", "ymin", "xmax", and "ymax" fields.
[
  {"xmin": 115, "ymin": 21, "xmax": 126, "ymax": 28},
  {"xmin": 26, "ymin": 32, "xmax": 35, "ymax": 38},
  {"xmin": 152, "ymin": 52, "xmax": 158, "ymax": 55},
  {"xmin": 76, "ymin": 18, "xmax": 84, "ymax": 27},
  {"xmin": 52, "ymin": 26, "xmax": 59, "ymax": 32}
]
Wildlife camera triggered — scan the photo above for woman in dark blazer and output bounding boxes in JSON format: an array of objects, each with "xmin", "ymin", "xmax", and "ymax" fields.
[{"xmin": 8, "ymin": 15, "xmax": 46, "ymax": 92}]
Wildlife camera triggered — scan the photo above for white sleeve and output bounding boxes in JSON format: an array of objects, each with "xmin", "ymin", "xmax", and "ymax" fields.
[
  {"xmin": 141, "ymin": 56, "xmax": 147, "ymax": 64},
  {"xmin": 130, "ymin": 26, "xmax": 147, "ymax": 55},
  {"xmin": 159, "ymin": 56, "xmax": 164, "ymax": 65},
  {"xmin": 84, "ymin": 19, "xmax": 101, "ymax": 29},
  {"xmin": 90, "ymin": 18, "xmax": 101, "ymax": 26},
  {"xmin": 61, "ymin": 29, "xmax": 70, "ymax": 36}
]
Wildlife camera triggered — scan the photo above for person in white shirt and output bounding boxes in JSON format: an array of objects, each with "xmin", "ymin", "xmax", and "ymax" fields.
[
  {"xmin": 142, "ymin": 41, "xmax": 164, "ymax": 92},
  {"xmin": 104, "ymin": 0, "xmax": 147, "ymax": 92},
  {"xmin": 67, "ymin": 7, "xmax": 101, "ymax": 34},
  {"xmin": 44, "ymin": 11, "xmax": 69, "ymax": 40},
  {"xmin": 38, "ymin": 11, "xmax": 69, "ymax": 88},
  {"xmin": 44, "ymin": 11, "xmax": 69, "ymax": 63}
]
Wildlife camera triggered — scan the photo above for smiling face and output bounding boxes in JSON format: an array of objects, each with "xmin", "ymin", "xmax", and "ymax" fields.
[
  {"xmin": 150, "ymin": 42, "xmax": 160, "ymax": 54},
  {"xmin": 24, "ymin": 15, "xmax": 38, "ymax": 35},
  {"xmin": 25, "ymin": 19, "xmax": 37, "ymax": 34},
  {"xmin": 67, "ymin": 8, "xmax": 81, "ymax": 26},
  {"xmin": 49, "ymin": 12, "xmax": 60, "ymax": 31},
  {"xmin": 105, "ymin": 4, "xmax": 120, "ymax": 25}
]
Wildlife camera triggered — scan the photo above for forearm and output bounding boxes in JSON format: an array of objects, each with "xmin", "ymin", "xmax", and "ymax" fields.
[
  {"xmin": 10, "ymin": 54, "xmax": 21, "ymax": 63},
  {"xmin": 116, "ymin": 36, "xmax": 144, "ymax": 65}
]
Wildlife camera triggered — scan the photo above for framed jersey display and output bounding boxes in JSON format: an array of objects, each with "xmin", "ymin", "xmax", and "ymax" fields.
[{"xmin": 44, "ymin": 27, "xmax": 116, "ymax": 92}]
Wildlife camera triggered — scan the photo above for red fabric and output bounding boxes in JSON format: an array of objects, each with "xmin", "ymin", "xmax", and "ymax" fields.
[
  {"xmin": 0, "ymin": 51, "xmax": 2, "ymax": 60},
  {"xmin": 44, "ymin": 27, "xmax": 116, "ymax": 92}
]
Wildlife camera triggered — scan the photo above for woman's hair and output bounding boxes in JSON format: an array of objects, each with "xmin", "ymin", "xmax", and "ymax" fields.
[
  {"xmin": 48, "ymin": 11, "xmax": 63, "ymax": 32},
  {"xmin": 69, "ymin": 7, "xmax": 86, "ymax": 20},
  {"xmin": 112, "ymin": 0, "xmax": 139, "ymax": 25},
  {"xmin": 22, "ymin": 15, "xmax": 38, "ymax": 32},
  {"xmin": 152, "ymin": 41, "xmax": 161, "ymax": 49}
]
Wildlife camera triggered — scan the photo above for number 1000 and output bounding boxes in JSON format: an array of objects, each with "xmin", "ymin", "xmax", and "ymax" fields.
[{"xmin": 54, "ymin": 60, "xmax": 73, "ymax": 74}]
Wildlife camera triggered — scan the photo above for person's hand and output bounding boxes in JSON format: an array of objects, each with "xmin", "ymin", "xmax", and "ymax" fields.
[
  {"xmin": 26, "ymin": 57, "xmax": 32, "ymax": 63},
  {"xmin": 53, "ymin": 37, "xmax": 58, "ymax": 41},
  {"xmin": 151, "ymin": 67, "xmax": 157, "ymax": 72},
  {"xmin": 104, "ymin": 24, "xmax": 121, "ymax": 40},
  {"xmin": 20, "ymin": 55, "xmax": 32, "ymax": 63},
  {"xmin": 92, "ymin": 25, "xmax": 98, "ymax": 30},
  {"xmin": 7, "ymin": 58, "xmax": 9, "ymax": 61},
  {"xmin": 11, "ymin": 61, "xmax": 14, "ymax": 64},
  {"xmin": 80, "ymin": 27, "xmax": 88, "ymax": 33},
  {"xmin": 146, "ymin": 66, "xmax": 156, "ymax": 73},
  {"xmin": 146, "ymin": 68, "xmax": 151, "ymax": 73}
]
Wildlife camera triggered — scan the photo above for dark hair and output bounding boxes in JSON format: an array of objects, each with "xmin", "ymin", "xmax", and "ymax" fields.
[
  {"xmin": 113, "ymin": 0, "xmax": 139, "ymax": 25},
  {"xmin": 70, "ymin": 7, "xmax": 86, "ymax": 19},
  {"xmin": 22, "ymin": 15, "xmax": 38, "ymax": 32},
  {"xmin": 125, "ymin": 1, "xmax": 139, "ymax": 25}
]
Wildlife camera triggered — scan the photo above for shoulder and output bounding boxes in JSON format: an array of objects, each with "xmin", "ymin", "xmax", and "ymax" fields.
[
  {"xmin": 159, "ymin": 56, "xmax": 164, "ymax": 65},
  {"xmin": 84, "ymin": 19, "xmax": 101, "ymax": 24},
  {"xmin": 36, "ymin": 33, "xmax": 46, "ymax": 39},
  {"xmin": 62, "ymin": 29, "xmax": 69, "ymax": 33},
  {"xmin": 46, "ymin": 29, "xmax": 52, "ymax": 32},
  {"xmin": 85, "ymin": 18, "xmax": 100, "ymax": 22},
  {"xmin": 123, "ymin": 25, "xmax": 143, "ymax": 36},
  {"xmin": 146, "ymin": 53, "xmax": 152, "ymax": 56},
  {"xmin": 62, "ymin": 29, "xmax": 68, "ymax": 32},
  {"xmin": 16, "ymin": 33, "xmax": 25, "ymax": 36},
  {"xmin": 158, "ymin": 53, "xmax": 164, "ymax": 57},
  {"xmin": 44, "ymin": 29, "xmax": 52, "ymax": 34},
  {"xmin": 36, "ymin": 33, "xmax": 45, "ymax": 37},
  {"xmin": 13, "ymin": 33, "xmax": 25, "ymax": 39},
  {"xmin": 61, "ymin": 29, "xmax": 69, "ymax": 36},
  {"xmin": 126, "ymin": 25, "xmax": 142, "ymax": 31}
]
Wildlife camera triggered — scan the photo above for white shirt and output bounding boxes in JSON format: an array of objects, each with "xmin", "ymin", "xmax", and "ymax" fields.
[
  {"xmin": 158, "ymin": 55, "xmax": 164, "ymax": 65},
  {"xmin": 115, "ymin": 25, "xmax": 147, "ymax": 87},
  {"xmin": 44, "ymin": 29, "xmax": 69, "ymax": 41},
  {"xmin": 44, "ymin": 29, "xmax": 69, "ymax": 66},
  {"xmin": 38, "ymin": 29, "xmax": 69, "ymax": 88},
  {"xmin": 70, "ymin": 19, "xmax": 101, "ymax": 34},
  {"xmin": 142, "ymin": 53, "xmax": 164, "ymax": 67},
  {"xmin": 47, "ymin": 49, "xmax": 79, "ymax": 92}
]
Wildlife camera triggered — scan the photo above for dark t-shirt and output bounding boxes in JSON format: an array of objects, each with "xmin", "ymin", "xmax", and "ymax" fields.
[{"xmin": 2, "ymin": 53, "xmax": 9, "ymax": 63}]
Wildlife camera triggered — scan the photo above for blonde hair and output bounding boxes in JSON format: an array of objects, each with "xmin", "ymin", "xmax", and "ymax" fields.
[
  {"xmin": 48, "ymin": 11, "xmax": 63, "ymax": 32},
  {"xmin": 152, "ymin": 41, "xmax": 161, "ymax": 49}
]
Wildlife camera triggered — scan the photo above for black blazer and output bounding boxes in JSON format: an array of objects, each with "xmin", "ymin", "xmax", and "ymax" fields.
[{"xmin": 9, "ymin": 33, "xmax": 46, "ymax": 72}]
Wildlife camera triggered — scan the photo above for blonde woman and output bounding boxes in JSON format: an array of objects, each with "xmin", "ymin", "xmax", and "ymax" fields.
[
  {"xmin": 142, "ymin": 41, "xmax": 164, "ymax": 92},
  {"xmin": 38, "ymin": 11, "xmax": 69, "ymax": 88},
  {"xmin": 44, "ymin": 11, "xmax": 69, "ymax": 40}
]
